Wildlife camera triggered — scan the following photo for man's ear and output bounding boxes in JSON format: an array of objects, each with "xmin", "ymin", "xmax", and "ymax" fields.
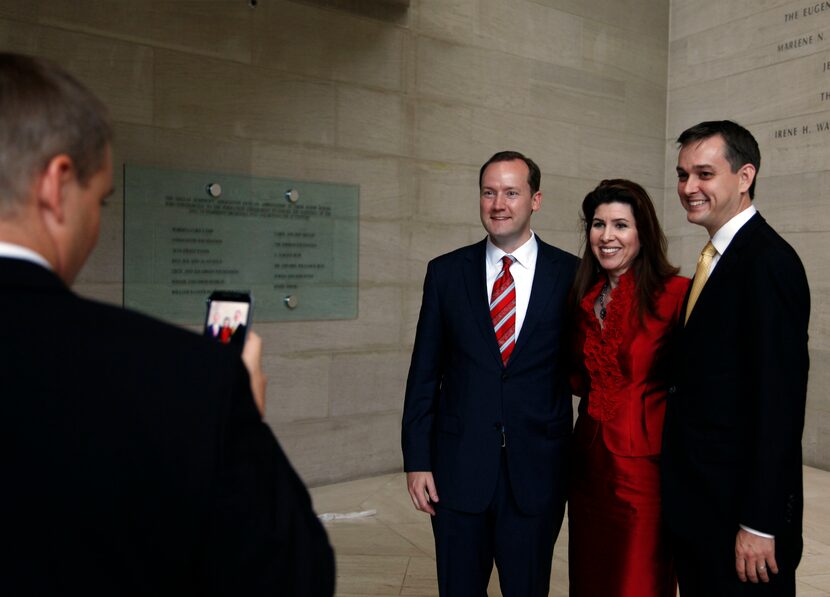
[
  {"xmin": 531, "ymin": 191, "xmax": 542, "ymax": 213},
  {"xmin": 738, "ymin": 163, "xmax": 756, "ymax": 196},
  {"xmin": 35, "ymin": 154, "xmax": 75, "ymax": 225}
]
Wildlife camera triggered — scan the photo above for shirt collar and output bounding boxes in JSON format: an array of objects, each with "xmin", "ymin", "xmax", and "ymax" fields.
[
  {"xmin": 486, "ymin": 231, "xmax": 537, "ymax": 270},
  {"xmin": 710, "ymin": 205, "xmax": 757, "ymax": 256},
  {"xmin": 0, "ymin": 242, "xmax": 52, "ymax": 270}
]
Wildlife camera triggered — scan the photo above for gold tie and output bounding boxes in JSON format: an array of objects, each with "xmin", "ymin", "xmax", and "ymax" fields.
[{"xmin": 685, "ymin": 241, "xmax": 717, "ymax": 324}]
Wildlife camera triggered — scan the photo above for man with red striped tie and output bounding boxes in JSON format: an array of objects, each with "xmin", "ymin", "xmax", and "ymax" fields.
[{"xmin": 402, "ymin": 151, "xmax": 578, "ymax": 597}]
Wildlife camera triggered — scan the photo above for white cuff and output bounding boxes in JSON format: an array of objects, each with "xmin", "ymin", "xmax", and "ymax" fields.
[{"xmin": 740, "ymin": 524, "xmax": 775, "ymax": 539}]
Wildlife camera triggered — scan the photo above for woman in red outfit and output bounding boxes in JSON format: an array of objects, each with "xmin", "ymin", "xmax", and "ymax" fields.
[
  {"xmin": 219, "ymin": 316, "xmax": 233, "ymax": 344},
  {"xmin": 568, "ymin": 179, "xmax": 690, "ymax": 597}
]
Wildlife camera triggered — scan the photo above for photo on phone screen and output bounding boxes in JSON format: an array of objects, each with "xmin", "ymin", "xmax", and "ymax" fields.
[{"xmin": 204, "ymin": 291, "xmax": 252, "ymax": 350}]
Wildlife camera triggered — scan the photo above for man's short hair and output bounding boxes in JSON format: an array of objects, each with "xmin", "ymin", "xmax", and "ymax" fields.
[
  {"xmin": 677, "ymin": 120, "xmax": 761, "ymax": 199},
  {"xmin": 0, "ymin": 53, "xmax": 112, "ymax": 213},
  {"xmin": 479, "ymin": 151, "xmax": 541, "ymax": 195}
]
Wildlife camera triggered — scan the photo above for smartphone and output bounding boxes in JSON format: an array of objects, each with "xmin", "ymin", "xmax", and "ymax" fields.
[{"xmin": 204, "ymin": 290, "xmax": 253, "ymax": 350}]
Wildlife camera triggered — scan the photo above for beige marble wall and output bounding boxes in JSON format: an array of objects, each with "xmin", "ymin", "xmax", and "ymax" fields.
[
  {"xmin": 0, "ymin": 0, "xmax": 669, "ymax": 485},
  {"xmin": 666, "ymin": 0, "xmax": 830, "ymax": 468}
]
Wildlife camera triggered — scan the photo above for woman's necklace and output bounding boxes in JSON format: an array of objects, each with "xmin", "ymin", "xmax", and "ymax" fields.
[{"xmin": 597, "ymin": 282, "xmax": 610, "ymax": 321}]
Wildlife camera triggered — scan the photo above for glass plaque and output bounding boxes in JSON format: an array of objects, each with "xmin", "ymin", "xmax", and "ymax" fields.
[{"xmin": 124, "ymin": 165, "xmax": 358, "ymax": 324}]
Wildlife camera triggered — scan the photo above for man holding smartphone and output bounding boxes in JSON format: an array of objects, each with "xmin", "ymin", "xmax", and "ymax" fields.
[{"xmin": 0, "ymin": 53, "xmax": 333, "ymax": 595}]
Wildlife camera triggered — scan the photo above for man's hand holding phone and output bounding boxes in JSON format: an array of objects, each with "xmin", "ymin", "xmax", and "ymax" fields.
[
  {"xmin": 241, "ymin": 331, "xmax": 267, "ymax": 417},
  {"xmin": 204, "ymin": 290, "xmax": 264, "ymax": 416}
]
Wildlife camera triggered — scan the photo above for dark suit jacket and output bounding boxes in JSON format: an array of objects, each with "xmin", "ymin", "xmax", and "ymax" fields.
[
  {"xmin": 662, "ymin": 213, "xmax": 810, "ymax": 566},
  {"xmin": 1, "ymin": 258, "xmax": 334, "ymax": 596},
  {"xmin": 402, "ymin": 237, "xmax": 577, "ymax": 516}
]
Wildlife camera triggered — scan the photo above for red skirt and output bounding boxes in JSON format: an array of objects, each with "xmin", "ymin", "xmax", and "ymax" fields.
[{"xmin": 568, "ymin": 418, "xmax": 676, "ymax": 597}]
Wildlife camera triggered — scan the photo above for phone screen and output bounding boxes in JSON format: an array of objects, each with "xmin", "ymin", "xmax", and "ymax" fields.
[{"xmin": 204, "ymin": 291, "xmax": 252, "ymax": 349}]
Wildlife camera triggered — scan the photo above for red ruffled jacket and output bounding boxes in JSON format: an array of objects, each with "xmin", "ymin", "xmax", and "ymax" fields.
[{"xmin": 571, "ymin": 272, "xmax": 690, "ymax": 456}]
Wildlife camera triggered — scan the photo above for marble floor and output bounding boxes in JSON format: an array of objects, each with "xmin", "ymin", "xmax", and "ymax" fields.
[{"xmin": 310, "ymin": 466, "xmax": 830, "ymax": 596}]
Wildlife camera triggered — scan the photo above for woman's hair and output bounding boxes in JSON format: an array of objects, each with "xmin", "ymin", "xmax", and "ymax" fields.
[{"xmin": 571, "ymin": 179, "xmax": 679, "ymax": 321}]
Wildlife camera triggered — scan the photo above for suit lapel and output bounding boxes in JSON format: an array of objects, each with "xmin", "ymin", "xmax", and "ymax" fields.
[
  {"xmin": 685, "ymin": 213, "xmax": 763, "ymax": 326},
  {"xmin": 509, "ymin": 240, "xmax": 562, "ymax": 366},
  {"xmin": 462, "ymin": 240, "xmax": 504, "ymax": 367}
]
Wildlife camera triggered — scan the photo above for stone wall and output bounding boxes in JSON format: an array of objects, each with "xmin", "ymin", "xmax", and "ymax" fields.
[
  {"xmin": 0, "ymin": 0, "xmax": 670, "ymax": 485},
  {"xmin": 665, "ymin": 0, "xmax": 830, "ymax": 468}
]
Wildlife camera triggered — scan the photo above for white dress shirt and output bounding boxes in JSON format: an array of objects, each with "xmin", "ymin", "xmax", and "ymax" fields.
[
  {"xmin": 485, "ymin": 232, "xmax": 537, "ymax": 343},
  {"xmin": 0, "ymin": 241, "xmax": 51, "ymax": 270},
  {"xmin": 707, "ymin": 205, "xmax": 757, "ymax": 274}
]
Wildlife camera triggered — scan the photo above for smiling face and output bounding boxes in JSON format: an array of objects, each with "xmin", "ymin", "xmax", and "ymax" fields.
[
  {"xmin": 676, "ymin": 134, "xmax": 755, "ymax": 237},
  {"xmin": 590, "ymin": 201, "xmax": 640, "ymax": 284},
  {"xmin": 479, "ymin": 159, "xmax": 541, "ymax": 253}
]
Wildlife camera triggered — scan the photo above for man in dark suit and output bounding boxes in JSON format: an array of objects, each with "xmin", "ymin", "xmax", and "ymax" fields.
[
  {"xmin": 402, "ymin": 151, "xmax": 577, "ymax": 596},
  {"xmin": 0, "ymin": 53, "xmax": 334, "ymax": 595},
  {"xmin": 662, "ymin": 120, "xmax": 810, "ymax": 596},
  {"xmin": 231, "ymin": 308, "xmax": 248, "ymax": 347},
  {"xmin": 206, "ymin": 311, "xmax": 223, "ymax": 338}
]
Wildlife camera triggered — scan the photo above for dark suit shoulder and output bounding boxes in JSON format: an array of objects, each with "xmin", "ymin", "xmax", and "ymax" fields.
[
  {"xmin": 75, "ymin": 294, "xmax": 230, "ymax": 363},
  {"xmin": 740, "ymin": 214, "xmax": 808, "ymax": 284},
  {"xmin": 51, "ymin": 293, "xmax": 243, "ymax": 420},
  {"xmin": 740, "ymin": 213, "xmax": 800, "ymax": 256},
  {"xmin": 0, "ymin": 260, "xmax": 236, "ymax": 392},
  {"xmin": 427, "ymin": 240, "xmax": 486, "ymax": 268}
]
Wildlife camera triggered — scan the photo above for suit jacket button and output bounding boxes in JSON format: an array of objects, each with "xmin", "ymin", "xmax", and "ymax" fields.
[
  {"xmin": 667, "ymin": 385, "xmax": 677, "ymax": 395},
  {"xmin": 501, "ymin": 372, "xmax": 508, "ymax": 381}
]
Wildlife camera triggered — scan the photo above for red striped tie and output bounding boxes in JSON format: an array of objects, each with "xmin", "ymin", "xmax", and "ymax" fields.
[{"xmin": 490, "ymin": 256, "xmax": 516, "ymax": 365}]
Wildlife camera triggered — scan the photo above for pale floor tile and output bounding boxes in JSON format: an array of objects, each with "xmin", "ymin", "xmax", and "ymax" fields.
[
  {"xmin": 313, "ymin": 466, "xmax": 830, "ymax": 596},
  {"xmin": 804, "ymin": 466, "xmax": 830, "ymax": 496},
  {"xmin": 326, "ymin": 519, "xmax": 424, "ymax": 558},
  {"xmin": 360, "ymin": 477, "xmax": 428, "ymax": 526},
  {"xmin": 335, "ymin": 554, "xmax": 409, "ymax": 596},
  {"xmin": 312, "ymin": 473, "xmax": 400, "ymax": 515},
  {"xmin": 799, "ymin": 537, "xmax": 830, "ymax": 577},
  {"xmin": 386, "ymin": 523, "xmax": 435, "ymax": 557},
  {"xmin": 799, "ymin": 573, "xmax": 830, "ymax": 592},
  {"xmin": 804, "ymin": 506, "xmax": 830, "ymax": 546},
  {"xmin": 400, "ymin": 556, "xmax": 439, "ymax": 596}
]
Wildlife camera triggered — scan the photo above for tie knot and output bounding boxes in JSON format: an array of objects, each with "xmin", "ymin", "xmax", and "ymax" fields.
[
  {"xmin": 701, "ymin": 241, "xmax": 716, "ymax": 258},
  {"xmin": 501, "ymin": 255, "xmax": 515, "ymax": 270}
]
